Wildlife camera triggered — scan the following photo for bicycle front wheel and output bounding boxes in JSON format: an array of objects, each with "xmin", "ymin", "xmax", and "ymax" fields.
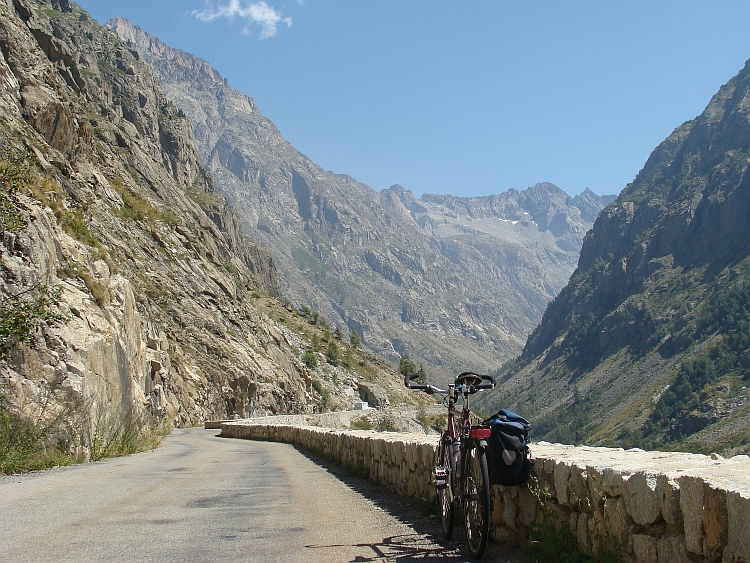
[
  {"xmin": 435, "ymin": 435, "xmax": 455, "ymax": 539},
  {"xmin": 463, "ymin": 442, "xmax": 490, "ymax": 559}
]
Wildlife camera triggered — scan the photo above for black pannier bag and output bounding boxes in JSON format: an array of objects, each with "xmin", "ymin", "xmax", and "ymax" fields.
[{"xmin": 483, "ymin": 409, "xmax": 532, "ymax": 486}]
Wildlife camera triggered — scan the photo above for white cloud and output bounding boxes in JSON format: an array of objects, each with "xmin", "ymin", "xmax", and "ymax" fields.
[{"xmin": 193, "ymin": 1, "xmax": 292, "ymax": 39}]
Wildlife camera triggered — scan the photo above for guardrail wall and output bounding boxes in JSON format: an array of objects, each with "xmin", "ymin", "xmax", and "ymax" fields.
[{"xmin": 218, "ymin": 420, "xmax": 750, "ymax": 563}]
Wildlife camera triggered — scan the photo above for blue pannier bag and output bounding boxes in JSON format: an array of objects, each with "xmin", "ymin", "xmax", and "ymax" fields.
[{"xmin": 483, "ymin": 409, "xmax": 532, "ymax": 486}]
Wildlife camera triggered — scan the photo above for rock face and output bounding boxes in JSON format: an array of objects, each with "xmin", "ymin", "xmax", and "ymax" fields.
[
  {"xmin": 108, "ymin": 19, "xmax": 615, "ymax": 379},
  {"xmin": 0, "ymin": 0, "xmax": 409, "ymax": 437},
  {"xmin": 483, "ymin": 57, "xmax": 750, "ymax": 455}
]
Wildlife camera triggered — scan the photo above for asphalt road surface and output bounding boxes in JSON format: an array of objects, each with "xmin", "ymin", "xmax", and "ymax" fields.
[{"xmin": 0, "ymin": 428, "xmax": 533, "ymax": 562}]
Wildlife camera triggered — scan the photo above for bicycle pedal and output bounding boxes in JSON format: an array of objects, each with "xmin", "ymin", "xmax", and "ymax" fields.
[{"xmin": 433, "ymin": 466, "xmax": 448, "ymax": 487}]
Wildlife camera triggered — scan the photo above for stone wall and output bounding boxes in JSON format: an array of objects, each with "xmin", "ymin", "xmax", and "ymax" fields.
[{"xmin": 218, "ymin": 420, "xmax": 750, "ymax": 563}]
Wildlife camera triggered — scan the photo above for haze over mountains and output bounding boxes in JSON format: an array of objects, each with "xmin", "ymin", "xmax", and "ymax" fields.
[{"xmin": 109, "ymin": 18, "xmax": 615, "ymax": 379}]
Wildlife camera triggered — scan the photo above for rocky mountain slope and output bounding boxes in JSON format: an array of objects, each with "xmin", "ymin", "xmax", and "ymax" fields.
[
  {"xmin": 0, "ymin": 0, "xmax": 418, "ymax": 447},
  {"xmin": 108, "ymin": 19, "xmax": 614, "ymax": 380},
  {"xmin": 482, "ymin": 58, "xmax": 750, "ymax": 455}
]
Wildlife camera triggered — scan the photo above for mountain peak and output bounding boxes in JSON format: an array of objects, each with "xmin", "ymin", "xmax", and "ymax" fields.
[{"xmin": 487, "ymin": 56, "xmax": 750, "ymax": 455}]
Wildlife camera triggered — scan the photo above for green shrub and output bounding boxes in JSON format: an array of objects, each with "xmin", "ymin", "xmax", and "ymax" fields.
[
  {"xmin": 342, "ymin": 347, "xmax": 354, "ymax": 368},
  {"xmin": 311, "ymin": 334, "xmax": 321, "ymax": 352},
  {"xmin": 311, "ymin": 380, "xmax": 330, "ymax": 411},
  {"xmin": 376, "ymin": 416, "xmax": 397, "ymax": 432},
  {"xmin": 302, "ymin": 350, "xmax": 318, "ymax": 369},
  {"xmin": 0, "ymin": 284, "xmax": 65, "ymax": 360},
  {"xmin": 0, "ymin": 147, "xmax": 33, "ymax": 232},
  {"xmin": 350, "ymin": 416, "xmax": 373, "ymax": 430}
]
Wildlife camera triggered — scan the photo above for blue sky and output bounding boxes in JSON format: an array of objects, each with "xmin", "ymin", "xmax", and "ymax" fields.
[{"xmin": 77, "ymin": 1, "xmax": 750, "ymax": 198}]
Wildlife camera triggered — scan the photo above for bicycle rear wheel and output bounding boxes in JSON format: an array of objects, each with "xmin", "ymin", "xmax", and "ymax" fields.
[
  {"xmin": 463, "ymin": 442, "xmax": 490, "ymax": 559},
  {"xmin": 435, "ymin": 435, "xmax": 455, "ymax": 538}
]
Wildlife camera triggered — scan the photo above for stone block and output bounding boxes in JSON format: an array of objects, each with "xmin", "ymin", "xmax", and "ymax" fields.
[
  {"xmin": 656, "ymin": 475, "xmax": 682, "ymax": 526},
  {"xmin": 605, "ymin": 496, "xmax": 635, "ymax": 551},
  {"xmin": 576, "ymin": 512, "xmax": 590, "ymax": 553},
  {"xmin": 542, "ymin": 458, "xmax": 556, "ymax": 476},
  {"xmin": 603, "ymin": 468, "xmax": 628, "ymax": 498},
  {"xmin": 569, "ymin": 511, "xmax": 580, "ymax": 537},
  {"xmin": 656, "ymin": 535, "xmax": 691, "ymax": 563},
  {"xmin": 624, "ymin": 472, "xmax": 661, "ymax": 526},
  {"xmin": 587, "ymin": 466, "xmax": 606, "ymax": 508},
  {"xmin": 493, "ymin": 524, "xmax": 515, "ymax": 542},
  {"xmin": 702, "ymin": 483, "xmax": 727, "ymax": 563},
  {"xmin": 678, "ymin": 476, "xmax": 704, "ymax": 556},
  {"xmin": 724, "ymin": 491, "xmax": 750, "ymax": 563},
  {"xmin": 554, "ymin": 461, "xmax": 573, "ymax": 505},
  {"xmin": 633, "ymin": 534, "xmax": 657, "ymax": 563},
  {"xmin": 518, "ymin": 485, "xmax": 537, "ymax": 527},
  {"xmin": 502, "ymin": 490, "xmax": 517, "ymax": 530},
  {"xmin": 569, "ymin": 466, "xmax": 590, "ymax": 511},
  {"xmin": 491, "ymin": 487, "xmax": 505, "ymax": 525}
]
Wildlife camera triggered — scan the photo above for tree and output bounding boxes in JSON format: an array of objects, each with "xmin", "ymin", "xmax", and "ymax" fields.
[
  {"xmin": 399, "ymin": 354, "xmax": 417, "ymax": 377},
  {"xmin": 326, "ymin": 341, "xmax": 340, "ymax": 365},
  {"xmin": 416, "ymin": 364, "xmax": 427, "ymax": 384},
  {"xmin": 342, "ymin": 347, "xmax": 354, "ymax": 368},
  {"xmin": 350, "ymin": 331, "xmax": 361, "ymax": 348}
]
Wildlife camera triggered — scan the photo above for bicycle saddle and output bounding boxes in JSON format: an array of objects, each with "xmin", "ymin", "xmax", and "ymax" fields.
[{"xmin": 455, "ymin": 372, "xmax": 483, "ymax": 387}]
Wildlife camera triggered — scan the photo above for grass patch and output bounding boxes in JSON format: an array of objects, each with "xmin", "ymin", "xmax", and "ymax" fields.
[
  {"xmin": 62, "ymin": 210, "xmax": 99, "ymax": 247},
  {"xmin": 57, "ymin": 264, "xmax": 107, "ymax": 306},
  {"xmin": 0, "ymin": 396, "xmax": 84, "ymax": 474},
  {"xmin": 0, "ymin": 393, "xmax": 172, "ymax": 475},
  {"xmin": 89, "ymin": 408, "xmax": 171, "ymax": 461},
  {"xmin": 527, "ymin": 479, "xmax": 619, "ymax": 563},
  {"xmin": 110, "ymin": 179, "xmax": 177, "ymax": 225}
]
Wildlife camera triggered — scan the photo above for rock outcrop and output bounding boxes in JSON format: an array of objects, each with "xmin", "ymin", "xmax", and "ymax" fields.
[
  {"xmin": 0, "ymin": 0, "xmax": 410, "ymax": 441},
  {"xmin": 108, "ymin": 18, "xmax": 615, "ymax": 380},
  {"xmin": 482, "ymin": 57, "xmax": 750, "ymax": 455}
]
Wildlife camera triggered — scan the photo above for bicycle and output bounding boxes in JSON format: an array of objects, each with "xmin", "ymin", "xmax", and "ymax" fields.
[{"xmin": 404, "ymin": 371, "xmax": 496, "ymax": 559}]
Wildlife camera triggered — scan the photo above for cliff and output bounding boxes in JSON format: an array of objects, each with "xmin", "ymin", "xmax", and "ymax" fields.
[{"xmin": 0, "ymin": 0, "xmax": 414, "ymax": 450}]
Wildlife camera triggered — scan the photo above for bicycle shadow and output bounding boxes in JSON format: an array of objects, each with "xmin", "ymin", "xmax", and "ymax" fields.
[
  {"xmin": 305, "ymin": 533, "xmax": 461, "ymax": 562},
  {"xmin": 294, "ymin": 444, "xmax": 533, "ymax": 563}
]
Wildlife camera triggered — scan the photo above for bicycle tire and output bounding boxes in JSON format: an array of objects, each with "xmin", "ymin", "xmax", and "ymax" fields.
[
  {"xmin": 463, "ymin": 442, "xmax": 490, "ymax": 559},
  {"xmin": 435, "ymin": 435, "xmax": 455, "ymax": 539}
]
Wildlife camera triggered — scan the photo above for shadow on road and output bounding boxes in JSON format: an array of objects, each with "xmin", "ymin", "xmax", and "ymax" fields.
[{"xmin": 294, "ymin": 444, "xmax": 534, "ymax": 563}]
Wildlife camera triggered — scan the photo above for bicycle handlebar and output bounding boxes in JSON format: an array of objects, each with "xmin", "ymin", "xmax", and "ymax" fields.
[
  {"xmin": 404, "ymin": 371, "xmax": 495, "ymax": 393},
  {"xmin": 403, "ymin": 373, "xmax": 446, "ymax": 394}
]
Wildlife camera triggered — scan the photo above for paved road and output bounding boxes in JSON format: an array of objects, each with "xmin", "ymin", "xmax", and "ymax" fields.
[{"xmin": 0, "ymin": 428, "xmax": 532, "ymax": 562}]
